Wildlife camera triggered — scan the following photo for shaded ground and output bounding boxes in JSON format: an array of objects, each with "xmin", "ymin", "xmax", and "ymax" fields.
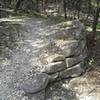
[{"xmin": 0, "ymin": 17, "xmax": 100, "ymax": 100}]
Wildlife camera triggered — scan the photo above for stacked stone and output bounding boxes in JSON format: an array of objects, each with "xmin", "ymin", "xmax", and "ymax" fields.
[
  {"xmin": 41, "ymin": 20, "xmax": 87, "ymax": 79},
  {"xmin": 21, "ymin": 20, "xmax": 87, "ymax": 100}
]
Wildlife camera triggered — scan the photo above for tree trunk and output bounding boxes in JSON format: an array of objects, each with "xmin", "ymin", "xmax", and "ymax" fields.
[
  {"xmin": 77, "ymin": 0, "xmax": 82, "ymax": 19},
  {"xmin": 41, "ymin": 0, "xmax": 44, "ymax": 11},
  {"xmin": 15, "ymin": 0, "xmax": 24, "ymax": 11},
  {"xmin": 36, "ymin": 0, "xmax": 39, "ymax": 12},
  {"xmin": 87, "ymin": 0, "xmax": 91, "ymax": 19},
  {"xmin": 92, "ymin": 7, "xmax": 100, "ymax": 40},
  {"xmin": 63, "ymin": 0, "xmax": 67, "ymax": 19}
]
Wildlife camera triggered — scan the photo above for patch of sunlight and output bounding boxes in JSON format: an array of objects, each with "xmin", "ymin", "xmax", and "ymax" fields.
[
  {"xmin": 65, "ymin": 21, "xmax": 73, "ymax": 25},
  {"xmin": 0, "ymin": 16, "xmax": 31, "ymax": 22},
  {"xmin": 23, "ymin": 47, "xmax": 31, "ymax": 53},
  {"xmin": 80, "ymin": 95, "xmax": 97, "ymax": 100},
  {"xmin": 10, "ymin": 16, "xmax": 31, "ymax": 20},
  {"xmin": 46, "ymin": 21, "xmax": 73, "ymax": 31},
  {"xmin": 55, "ymin": 40, "xmax": 77, "ymax": 46},
  {"xmin": 0, "ymin": 18, "xmax": 23, "ymax": 22},
  {"xmin": 61, "ymin": 21, "xmax": 73, "ymax": 28},
  {"xmin": 86, "ymin": 26, "xmax": 92, "ymax": 32},
  {"xmin": 30, "ymin": 39, "xmax": 48, "ymax": 48},
  {"xmin": 62, "ymin": 82, "xmax": 70, "ymax": 89},
  {"xmin": 24, "ymin": 40, "xmax": 32, "ymax": 43},
  {"xmin": 30, "ymin": 57, "xmax": 42, "ymax": 67},
  {"xmin": 0, "ymin": 58, "xmax": 11, "ymax": 66},
  {"xmin": 31, "ymin": 43, "xmax": 48, "ymax": 48}
]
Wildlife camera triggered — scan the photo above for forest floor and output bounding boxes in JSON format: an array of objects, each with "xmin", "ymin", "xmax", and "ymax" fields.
[{"xmin": 0, "ymin": 16, "xmax": 100, "ymax": 100}]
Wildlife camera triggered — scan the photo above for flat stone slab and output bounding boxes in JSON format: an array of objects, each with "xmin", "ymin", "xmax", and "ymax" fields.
[
  {"xmin": 42, "ymin": 54, "xmax": 65, "ymax": 63},
  {"xmin": 42, "ymin": 61, "xmax": 66, "ymax": 74},
  {"xmin": 59, "ymin": 62, "xmax": 84, "ymax": 78},
  {"xmin": 66, "ymin": 54, "xmax": 85, "ymax": 68}
]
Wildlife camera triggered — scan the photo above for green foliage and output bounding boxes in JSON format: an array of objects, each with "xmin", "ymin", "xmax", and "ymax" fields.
[
  {"xmin": 85, "ymin": 57, "xmax": 95, "ymax": 66},
  {"xmin": 86, "ymin": 26, "xmax": 92, "ymax": 32},
  {"xmin": 97, "ymin": 23, "xmax": 100, "ymax": 29},
  {"xmin": 81, "ymin": 20, "xmax": 92, "ymax": 32}
]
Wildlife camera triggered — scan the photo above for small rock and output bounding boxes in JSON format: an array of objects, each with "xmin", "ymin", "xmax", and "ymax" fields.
[
  {"xmin": 21, "ymin": 73, "xmax": 49, "ymax": 93},
  {"xmin": 49, "ymin": 72, "xmax": 59, "ymax": 82},
  {"xmin": 59, "ymin": 62, "xmax": 84, "ymax": 78}
]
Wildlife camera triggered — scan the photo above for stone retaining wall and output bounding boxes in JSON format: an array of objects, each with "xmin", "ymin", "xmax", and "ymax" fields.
[{"xmin": 21, "ymin": 20, "xmax": 87, "ymax": 100}]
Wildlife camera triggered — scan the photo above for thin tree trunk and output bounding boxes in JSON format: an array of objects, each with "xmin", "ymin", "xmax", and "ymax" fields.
[
  {"xmin": 41, "ymin": 0, "xmax": 44, "ymax": 11},
  {"xmin": 63, "ymin": 0, "xmax": 67, "ymax": 19},
  {"xmin": 87, "ymin": 0, "xmax": 91, "ymax": 19},
  {"xmin": 92, "ymin": 7, "xmax": 100, "ymax": 39},
  {"xmin": 77, "ymin": 0, "xmax": 82, "ymax": 19},
  {"xmin": 36, "ymin": 0, "xmax": 39, "ymax": 12},
  {"xmin": 15, "ymin": 0, "xmax": 24, "ymax": 11}
]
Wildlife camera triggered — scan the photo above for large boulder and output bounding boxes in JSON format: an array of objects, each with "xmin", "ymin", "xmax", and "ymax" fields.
[
  {"xmin": 20, "ymin": 73, "xmax": 49, "ymax": 94},
  {"xmin": 42, "ymin": 61, "xmax": 66, "ymax": 74}
]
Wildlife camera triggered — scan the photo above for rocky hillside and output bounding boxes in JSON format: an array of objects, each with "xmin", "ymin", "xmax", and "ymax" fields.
[{"xmin": 0, "ymin": 17, "xmax": 88, "ymax": 100}]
